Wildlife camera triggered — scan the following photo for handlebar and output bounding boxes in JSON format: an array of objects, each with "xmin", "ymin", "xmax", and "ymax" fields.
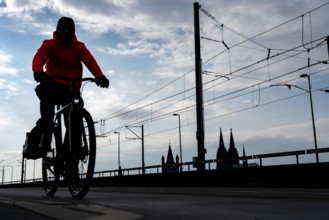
[{"xmin": 43, "ymin": 74, "xmax": 97, "ymax": 84}]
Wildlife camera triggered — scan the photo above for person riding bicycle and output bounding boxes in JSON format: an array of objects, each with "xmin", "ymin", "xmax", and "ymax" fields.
[{"xmin": 32, "ymin": 17, "xmax": 109, "ymax": 156}]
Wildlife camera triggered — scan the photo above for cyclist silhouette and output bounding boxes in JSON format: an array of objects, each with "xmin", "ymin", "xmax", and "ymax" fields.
[{"xmin": 32, "ymin": 17, "xmax": 109, "ymax": 156}]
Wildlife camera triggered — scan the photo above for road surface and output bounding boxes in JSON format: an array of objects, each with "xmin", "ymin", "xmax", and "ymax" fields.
[{"xmin": 1, "ymin": 186, "xmax": 329, "ymax": 219}]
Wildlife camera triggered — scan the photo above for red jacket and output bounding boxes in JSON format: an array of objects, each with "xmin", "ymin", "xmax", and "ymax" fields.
[{"xmin": 32, "ymin": 32, "xmax": 104, "ymax": 87}]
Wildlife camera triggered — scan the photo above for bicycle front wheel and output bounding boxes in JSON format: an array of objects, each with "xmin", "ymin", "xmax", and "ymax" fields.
[{"xmin": 67, "ymin": 108, "xmax": 96, "ymax": 199}]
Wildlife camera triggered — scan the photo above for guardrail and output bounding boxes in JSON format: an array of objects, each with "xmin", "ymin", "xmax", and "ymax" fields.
[
  {"xmin": 1, "ymin": 147, "xmax": 328, "ymax": 185},
  {"xmin": 93, "ymin": 147, "xmax": 329, "ymax": 178}
]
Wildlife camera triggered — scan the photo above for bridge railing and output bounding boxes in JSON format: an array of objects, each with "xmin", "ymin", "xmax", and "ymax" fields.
[
  {"xmin": 93, "ymin": 147, "xmax": 329, "ymax": 178},
  {"xmin": 1, "ymin": 147, "xmax": 329, "ymax": 185}
]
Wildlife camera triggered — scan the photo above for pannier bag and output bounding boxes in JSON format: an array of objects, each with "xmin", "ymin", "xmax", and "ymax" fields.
[{"xmin": 23, "ymin": 118, "xmax": 43, "ymax": 159}]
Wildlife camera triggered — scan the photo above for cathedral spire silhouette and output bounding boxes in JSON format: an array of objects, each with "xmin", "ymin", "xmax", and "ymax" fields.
[
  {"xmin": 243, "ymin": 145, "xmax": 248, "ymax": 167},
  {"xmin": 228, "ymin": 128, "xmax": 239, "ymax": 165},
  {"xmin": 216, "ymin": 128, "xmax": 228, "ymax": 169},
  {"xmin": 161, "ymin": 142, "xmax": 179, "ymax": 173},
  {"xmin": 166, "ymin": 143, "xmax": 175, "ymax": 164}
]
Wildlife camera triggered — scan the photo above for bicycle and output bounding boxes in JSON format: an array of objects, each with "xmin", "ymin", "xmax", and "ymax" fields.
[{"xmin": 41, "ymin": 75, "xmax": 97, "ymax": 199}]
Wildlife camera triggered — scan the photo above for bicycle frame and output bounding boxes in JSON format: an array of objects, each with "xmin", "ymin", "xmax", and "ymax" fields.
[
  {"xmin": 54, "ymin": 99, "xmax": 80, "ymax": 155},
  {"xmin": 52, "ymin": 76, "xmax": 93, "ymax": 158}
]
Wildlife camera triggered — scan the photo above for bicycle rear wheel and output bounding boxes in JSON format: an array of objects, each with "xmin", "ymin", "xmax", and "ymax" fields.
[
  {"xmin": 42, "ymin": 129, "xmax": 61, "ymax": 196},
  {"xmin": 67, "ymin": 108, "xmax": 96, "ymax": 199}
]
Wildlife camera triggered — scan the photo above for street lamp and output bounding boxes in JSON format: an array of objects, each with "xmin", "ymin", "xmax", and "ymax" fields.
[
  {"xmin": 173, "ymin": 113, "xmax": 183, "ymax": 172},
  {"xmin": 300, "ymin": 74, "xmax": 319, "ymax": 163},
  {"xmin": 0, "ymin": 160, "xmax": 4, "ymax": 184},
  {"xmin": 1, "ymin": 165, "xmax": 7, "ymax": 184},
  {"xmin": 270, "ymin": 76, "xmax": 321, "ymax": 163},
  {"xmin": 114, "ymin": 131, "xmax": 122, "ymax": 175},
  {"xmin": 10, "ymin": 166, "xmax": 13, "ymax": 184}
]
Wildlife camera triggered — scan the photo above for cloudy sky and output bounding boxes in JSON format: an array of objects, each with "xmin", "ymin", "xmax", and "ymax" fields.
[{"xmin": 1, "ymin": 0, "xmax": 329, "ymax": 182}]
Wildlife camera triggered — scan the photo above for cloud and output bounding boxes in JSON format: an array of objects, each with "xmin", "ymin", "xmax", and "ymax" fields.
[
  {"xmin": 238, "ymin": 117, "xmax": 329, "ymax": 147},
  {"xmin": 0, "ymin": 50, "xmax": 17, "ymax": 75},
  {"xmin": 0, "ymin": 109, "xmax": 27, "ymax": 152},
  {"xmin": 104, "ymin": 39, "xmax": 165, "ymax": 58},
  {"xmin": 0, "ymin": 0, "xmax": 6, "ymax": 7},
  {"xmin": 0, "ymin": 50, "xmax": 20, "ymax": 100},
  {"xmin": 1, "ymin": 0, "xmax": 329, "ymax": 176},
  {"xmin": 0, "ymin": 0, "xmax": 52, "ymax": 23},
  {"xmin": 2, "ymin": 0, "xmax": 196, "ymax": 70}
]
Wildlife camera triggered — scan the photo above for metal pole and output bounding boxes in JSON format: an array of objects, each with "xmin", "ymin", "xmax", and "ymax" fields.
[
  {"xmin": 0, "ymin": 160, "xmax": 3, "ymax": 185},
  {"xmin": 326, "ymin": 36, "xmax": 329, "ymax": 59},
  {"xmin": 118, "ymin": 132, "xmax": 121, "ymax": 171},
  {"xmin": 24, "ymin": 160, "xmax": 27, "ymax": 182},
  {"xmin": 114, "ymin": 132, "xmax": 121, "ymax": 170},
  {"xmin": 194, "ymin": 2, "xmax": 205, "ymax": 171},
  {"xmin": 125, "ymin": 125, "xmax": 145, "ymax": 174},
  {"xmin": 21, "ymin": 152, "xmax": 25, "ymax": 184},
  {"xmin": 178, "ymin": 114, "xmax": 183, "ymax": 172},
  {"xmin": 2, "ymin": 167, "xmax": 4, "ymax": 184},
  {"xmin": 10, "ymin": 166, "xmax": 13, "ymax": 183},
  {"xmin": 306, "ymin": 75, "xmax": 319, "ymax": 163},
  {"xmin": 33, "ymin": 160, "xmax": 35, "ymax": 182},
  {"xmin": 142, "ymin": 125, "xmax": 145, "ymax": 175},
  {"xmin": 173, "ymin": 114, "xmax": 183, "ymax": 172}
]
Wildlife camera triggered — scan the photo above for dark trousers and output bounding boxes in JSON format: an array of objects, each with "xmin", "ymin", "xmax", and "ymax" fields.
[{"xmin": 35, "ymin": 82, "xmax": 73, "ymax": 146}]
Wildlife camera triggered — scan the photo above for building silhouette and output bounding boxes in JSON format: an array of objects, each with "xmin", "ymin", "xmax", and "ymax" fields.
[
  {"xmin": 161, "ymin": 143, "xmax": 179, "ymax": 173},
  {"xmin": 216, "ymin": 128, "xmax": 240, "ymax": 169}
]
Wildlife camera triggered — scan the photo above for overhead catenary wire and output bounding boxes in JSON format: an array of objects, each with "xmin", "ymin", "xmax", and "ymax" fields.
[
  {"xmin": 97, "ymin": 3, "xmax": 329, "ymax": 142},
  {"xmin": 98, "ymin": 79, "xmax": 329, "ymax": 149},
  {"xmin": 199, "ymin": 1, "xmax": 329, "ymax": 65},
  {"xmin": 101, "ymin": 36, "xmax": 327, "ymax": 132},
  {"xmin": 99, "ymin": 45, "xmax": 328, "ymax": 137},
  {"xmin": 101, "ymin": 68, "xmax": 195, "ymax": 121},
  {"xmin": 199, "ymin": 7, "xmax": 269, "ymax": 50},
  {"xmin": 101, "ymin": 63, "xmax": 328, "ymax": 138},
  {"xmin": 100, "ymin": 0, "xmax": 329, "ymax": 127},
  {"xmin": 202, "ymin": 37, "xmax": 328, "ymax": 93}
]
